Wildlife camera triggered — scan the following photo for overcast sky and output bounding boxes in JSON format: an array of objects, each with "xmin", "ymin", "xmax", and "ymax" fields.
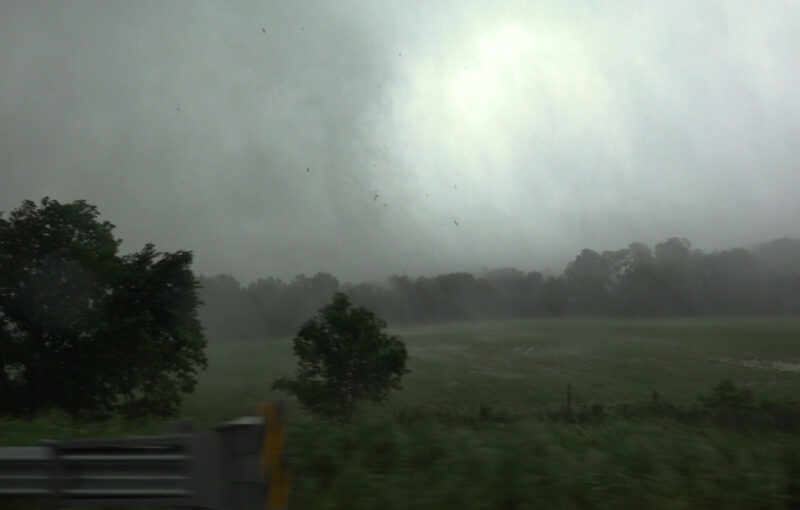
[{"xmin": 1, "ymin": 1, "xmax": 798, "ymax": 283}]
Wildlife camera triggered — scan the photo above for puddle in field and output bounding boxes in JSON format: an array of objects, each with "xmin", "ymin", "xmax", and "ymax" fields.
[
  {"xmin": 410, "ymin": 344, "xmax": 476, "ymax": 359},
  {"xmin": 470, "ymin": 366, "xmax": 529, "ymax": 379},
  {"xmin": 709, "ymin": 357, "xmax": 800, "ymax": 373}
]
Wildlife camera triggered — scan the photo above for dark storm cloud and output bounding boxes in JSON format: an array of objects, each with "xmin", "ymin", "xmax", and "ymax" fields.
[
  {"xmin": 0, "ymin": 1, "xmax": 405, "ymax": 281},
  {"xmin": 1, "ymin": 1, "xmax": 799, "ymax": 283}
]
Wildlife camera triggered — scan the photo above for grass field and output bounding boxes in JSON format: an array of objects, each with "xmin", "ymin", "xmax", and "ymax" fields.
[
  {"xmin": 180, "ymin": 316, "xmax": 800, "ymax": 423},
  {"xmin": 3, "ymin": 317, "xmax": 800, "ymax": 508}
]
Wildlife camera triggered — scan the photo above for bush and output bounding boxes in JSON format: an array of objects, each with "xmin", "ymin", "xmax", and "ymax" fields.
[{"xmin": 699, "ymin": 379, "xmax": 755, "ymax": 411}]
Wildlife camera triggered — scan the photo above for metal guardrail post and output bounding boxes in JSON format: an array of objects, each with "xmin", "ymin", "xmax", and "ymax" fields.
[{"xmin": 216, "ymin": 416, "xmax": 268, "ymax": 510}]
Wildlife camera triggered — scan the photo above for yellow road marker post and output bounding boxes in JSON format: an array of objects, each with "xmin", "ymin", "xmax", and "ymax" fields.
[{"xmin": 259, "ymin": 402, "xmax": 290, "ymax": 510}]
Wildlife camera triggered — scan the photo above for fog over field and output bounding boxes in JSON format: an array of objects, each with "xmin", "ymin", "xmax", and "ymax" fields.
[{"xmin": 1, "ymin": 1, "xmax": 798, "ymax": 283}]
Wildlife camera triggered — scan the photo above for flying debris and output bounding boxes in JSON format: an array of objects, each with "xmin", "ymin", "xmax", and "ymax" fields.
[{"xmin": 454, "ymin": 220, "xmax": 459, "ymax": 226}]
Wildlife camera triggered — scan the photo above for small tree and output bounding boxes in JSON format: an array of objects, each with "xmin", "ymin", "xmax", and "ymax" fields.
[
  {"xmin": 699, "ymin": 379, "xmax": 755, "ymax": 411},
  {"xmin": 273, "ymin": 292, "xmax": 408, "ymax": 420},
  {"xmin": 0, "ymin": 198, "xmax": 207, "ymax": 418}
]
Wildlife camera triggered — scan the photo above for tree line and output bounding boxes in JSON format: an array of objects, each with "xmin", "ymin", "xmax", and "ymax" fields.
[{"xmin": 200, "ymin": 237, "xmax": 800, "ymax": 341}]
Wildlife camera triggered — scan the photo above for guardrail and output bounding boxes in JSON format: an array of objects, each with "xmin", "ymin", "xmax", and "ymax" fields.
[{"xmin": 0, "ymin": 403, "xmax": 288, "ymax": 509}]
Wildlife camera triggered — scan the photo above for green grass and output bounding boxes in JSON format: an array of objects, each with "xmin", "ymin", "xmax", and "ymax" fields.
[
  {"xmin": 3, "ymin": 316, "xmax": 800, "ymax": 508},
  {"xmin": 385, "ymin": 316, "xmax": 800, "ymax": 412},
  {"xmin": 287, "ymin": 419, "xmax": 800, "ymax": 510}
]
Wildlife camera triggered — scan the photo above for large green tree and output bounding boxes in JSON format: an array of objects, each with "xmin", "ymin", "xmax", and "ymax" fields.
[
  {"xmin": 273, "ymin": 292, "xmax": 408, "ymax": 420},
  {"xmin": 0, "ymin": 198, "xmax": 207, "ymax": 418}
]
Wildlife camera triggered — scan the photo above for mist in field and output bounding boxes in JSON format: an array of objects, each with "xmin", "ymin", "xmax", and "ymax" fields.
[{"xmin": 1, "ymin": 1, "xmax": 799, "ymax": 283}]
